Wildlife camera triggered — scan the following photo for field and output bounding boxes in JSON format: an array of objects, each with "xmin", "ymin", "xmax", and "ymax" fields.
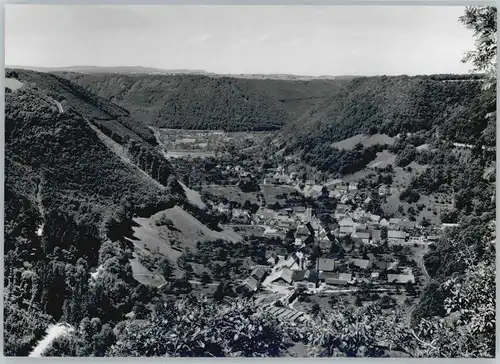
[
  {"xmin": 129, "ymin": 205, "xmax": 243, "ymax": 285},
  {"xmin": 332, "ymin": 134, "xmax": 395, "ymax": 150},
  {"xmin": 367, "ymin": 150, "xmax": 397, "ymax": 169}
]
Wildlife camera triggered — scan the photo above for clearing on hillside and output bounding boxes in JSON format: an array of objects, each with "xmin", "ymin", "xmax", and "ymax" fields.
[
  {"xmin": 368, "ymin": 150, "xmax": 397, "ymax": 169},
  {"xmin": 331, "ymin": 134, "xmax": 395, "ymax": 150},
  {"xmin": 179, "ymin": 181, "xmax": 206, "ymax": 209},
  {"xmin": 129, "ymin": 205, "xmax": 242, "ymax": 285}
]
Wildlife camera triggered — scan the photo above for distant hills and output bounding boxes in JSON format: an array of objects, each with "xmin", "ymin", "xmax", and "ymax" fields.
[{"xmin": 7, "ymin": 65, "xmax": 352, "ymax": 80}]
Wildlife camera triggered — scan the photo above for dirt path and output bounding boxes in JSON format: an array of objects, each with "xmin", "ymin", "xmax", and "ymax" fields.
[
  {"xmin": 405, "ymin": 248, "xmax": 431, "ymax": 325},
  {"xmin": 53, "ymin": 99, "xmax": 64, "ymax": 114},
  {"xmin": 29, "ymin": 323, "xmax": 74, "ymax": 357},
  {"xmin": 34, "ymin": 178, "xmax": 45, "ymax": 237}
]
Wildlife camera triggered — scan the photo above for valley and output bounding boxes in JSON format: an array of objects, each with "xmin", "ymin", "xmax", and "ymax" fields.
[{"xmin": 3, "ymin": 41, "xmax": 496, "ymax": 359}]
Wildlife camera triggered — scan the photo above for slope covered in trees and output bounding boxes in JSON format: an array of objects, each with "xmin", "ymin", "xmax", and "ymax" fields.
[
  {"xmin": 4, "ymin": 73, "xmax": 181, "ymax": 355},
  {"xmin": 280, "ymin": 74, "xmax": 486, "ymax": 148},
  {"xmin": 59, "ymin": 73, "xmax": 349, "ymax": 131}
]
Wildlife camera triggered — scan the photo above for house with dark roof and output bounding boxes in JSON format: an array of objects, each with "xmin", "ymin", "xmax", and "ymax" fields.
[
  {"xmin": 317, "ymin": 258, "xmax": 335, "ymax": 272},
  {"xmin": 250, "ymin": 267, "xmax": 266, "ymax": 282},
  {"xmin": 293, "ymin": 269, "xmax": 318, "ymax": 290},
  {"xmin": 276, "ymin": 247, "xmax": 288, "ymax": 261},
  {"xmin": 243, "ymin": 276, "xmax": 260, "ymax": 291},
  {"xmin": 267, "ymin": 267, "xmax": 294, "ymax": 285}
]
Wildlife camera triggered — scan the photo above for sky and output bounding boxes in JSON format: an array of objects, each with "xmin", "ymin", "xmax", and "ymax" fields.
[{"xmin": 5, "ymin": 5, "xmax": 477, "ymax": 76}]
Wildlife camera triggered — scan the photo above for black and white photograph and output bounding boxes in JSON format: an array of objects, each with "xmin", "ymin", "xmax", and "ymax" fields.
[{"xmin": 3, "ymin": 4, "xmax": 497, "ymax": 358}]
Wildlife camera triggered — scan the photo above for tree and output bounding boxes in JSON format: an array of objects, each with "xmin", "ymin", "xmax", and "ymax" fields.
[
  {"xmin": 459, "ymin": 7, "xmax": 497, "ymax": 78},
  {"xmin": 213, "ymin": 282, "xmax": 225, "ymax": 302},
  {"xmin": 311, "ymin": 302, "xmax": 321, "ymax": 317},
  {"xmin": 201, "ymin": 272, "xmax": 212, "ymax": 284},
  {"xmin": 159, "ymin": 258, "xmax": 173, "ymax": 280}
]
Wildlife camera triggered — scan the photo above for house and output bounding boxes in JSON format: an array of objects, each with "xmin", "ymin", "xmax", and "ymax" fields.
[
  {"xmin": 232, "ymin": 209, "xmax": 251, "ymax": 223},
  {"xmin": 325, "ymin": 178, "xmax": 343, "ymax": 187},
  {"xmin": 387, "ymin": 273, "xmax": 415, "ymax": 284},
  {"xmin": 264, "ymin": 177, "xmax": 277, "ymax": 185},
  {"xmin": 353, "ymin": 229, "xmax": 371, "ymax": 243},
  {"xmin": 371, "ymin": 272, "xmax": 380, "ymax": 280},
  {"xmin": 339, "ymin": 226, "xmax": 354, "ymax": 236},
  {"xmin": 305, "ymin": 185, "xmax": 324, "ymax": 198},
  {"xmin": 373, "ymin": 260, "xmax": 388, "ymax": 271},
  {"xmin": 336, "ymin": 184, "xmax": 348, "ymax": 193},
  {"xmin": 340, "ymin": 195, "xmax": 351, "ymax": 204},
  {"xmin": 293, "ymin": 270, "xmax": 318, "ymax": 290},
  {"xmin": 348, "ymin": 182, "xmax": 358, "ymax": 191},
  {"xmin": 364, "ymin": 196, "xmax": 372, "ymax": 205},
  {"xmin": 329, "ymin": 189, "xmax": 343, "ymax": 199},
  {"xmin": 276, "ymin": 247, "xmax": 288, "ymax": 261},
  {"xmin": 263, "ymin": 226, "xmax": 280, "ymax": 237},
  {"xmin": 401, "ymin": 219, "xmax": 416, "ymax": 230},
  {"xmin": 427, "ymin": 235, "xmax": 441, "ymax": 243},
  {"xmin": 294, "ymin": 237, "xmax": 304, "ymax": 247},
  {"xmin": 251, "ymin": 265, "xmax": 272, "ymax": 273},
  {"xmin": 317, "ymin": 258, "xmax": 335, "ymax": 272},
  {"xmin": 267, "ymin": 267, "xmax": 294, "ymax": 285},
  {"xmin": 266, "ymin": 251, "xmax": 278, "ymax": 265},
  {"xmin": 368, "ymin": 213, "xmax": 381, "ymax": 223},
  {"xmin": 284, "ymin": 253, "xmax": 304, "ymax": 271},
  {"xmin": 250, "ymin": 267, "xmax": 267, "ymax": 282},
  {"xmin": 319, "ymin": 238, "xmax": 333, "ymax": 250},
  {"xmin": 334, "ymin": 204, "xmax": 350, "ymax": 220},
  {"xmin": 388, "ymin": 230, "xmax": 406, "ymax": 244},
  {"xmin": 243, "ymin": 276, "xmax": 260, "ymax": 291},
  {"xmin": 339, "ymin": 217, "xmax": 355, "ymax": 228},
  {"xmin": 353, "ymin": 207, "xmax": 366, "ymax": 220},
  {"xmin": 378, "ymin": 185, "xmax": 388, "ymax": 196},
  {"xmin": 387, "ymin": 260, "xmax": 400, "ymax": 272},
  {"xmin": 441, "ymin": 223, "xmax": 460, "ymax": 230},
  {"xmin": 389, "ymin": 218, "xmax": 402, "ymax": 230},
  {"xmin": 409, "ymin": 235, "xmax": 425, "ymax": 244},
  {"xmin": 293, "ymin": 206, "xmax": 306, "ymax": 214},
  {"xmin": 243, "ymin": 267, "xmax": 267, "ymax": 292},
  {"xmin": 295, "ymin": 225, "xmax": 310, "ymax": 239},
  {"xmin": 379, "ymin": 218, "xmax": 390, "ymax": 227},
  {"xmin": 256, "ymin": 207, "xmax": 278, "ymax": 221},
  {"xmin": 217, "ymin": 202, "xmax": 230, "ymax": 213},
  {"xmin": 350, "ymin": 258, "xmax": 371, "ymax": 270},
  {"xmin": 322, "ymin": 272, "xmax": 352, "ymax": 286},
  {"xmin": 371, "ymin": 230, "xmax": 382, "ymax": 243}
]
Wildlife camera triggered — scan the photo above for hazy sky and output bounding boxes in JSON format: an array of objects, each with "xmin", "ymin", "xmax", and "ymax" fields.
[{"xmin": 5, "ymin": 5, "xmax": 477, "ymax": 76}]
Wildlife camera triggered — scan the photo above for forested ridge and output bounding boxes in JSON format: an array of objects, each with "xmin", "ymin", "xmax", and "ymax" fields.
[
  {"xmin": 3, "ymin": 73, "xmax": 183, "ymax": 356},
  {"xmin": 60, "ymin": 72, "xmax": 349, "ymax": 131}
]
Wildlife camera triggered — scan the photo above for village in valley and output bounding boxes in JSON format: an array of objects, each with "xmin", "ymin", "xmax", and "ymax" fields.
[{"xmin": 138, "ymin": 129, "xmax": 462, "ymax": 322}]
